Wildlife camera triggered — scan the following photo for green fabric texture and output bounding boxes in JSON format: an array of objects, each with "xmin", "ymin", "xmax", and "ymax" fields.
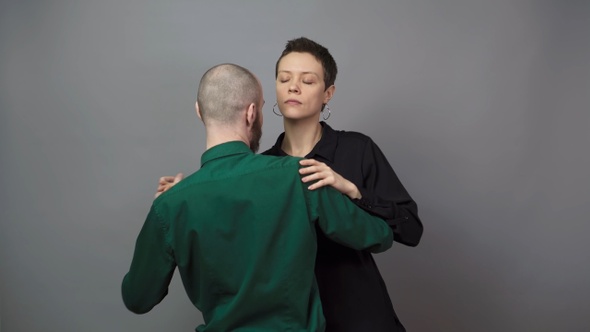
[{"xmin": 122, "ymin": 141, "xmax": 393, "ymax": 332}]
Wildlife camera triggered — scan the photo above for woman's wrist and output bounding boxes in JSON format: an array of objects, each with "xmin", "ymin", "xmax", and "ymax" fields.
[{"xmin": 346, "ymin": 183, "xmax": 362, "ymax": 200}]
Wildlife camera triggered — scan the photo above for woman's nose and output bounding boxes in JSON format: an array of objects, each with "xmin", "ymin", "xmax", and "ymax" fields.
[{"xmin": 288, "ymin": 83, "xmax": 299, "ymax": 93}]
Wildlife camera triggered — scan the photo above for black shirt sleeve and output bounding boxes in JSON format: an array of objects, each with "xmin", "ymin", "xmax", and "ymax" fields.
[
  {"xmin": 353, "ymin": 137, "xmax": 423, "ymax": 247},
  {"xmin": 264, "ymin": 125, "xmax": 424, "ymax": 247}
]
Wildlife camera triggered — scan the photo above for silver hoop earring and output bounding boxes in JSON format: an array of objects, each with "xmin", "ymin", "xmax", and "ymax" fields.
[
  {"xmin": 322, "ymin": 104, "xmax": 331, "ymax": 121},
  {"xmin": 272, "ymin": 102, "xmax": 282, "ymax": 117}
]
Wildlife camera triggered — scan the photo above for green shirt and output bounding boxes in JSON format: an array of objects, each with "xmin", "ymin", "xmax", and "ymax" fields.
[{"xmin": 122, "ymin": 141, "xmax": 393, "ymax": 332}]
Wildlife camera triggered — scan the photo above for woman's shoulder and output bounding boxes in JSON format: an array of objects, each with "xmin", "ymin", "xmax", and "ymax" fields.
[{"xmin": 325, "ymin": 123, "xmax": 374, "ymax": 145}]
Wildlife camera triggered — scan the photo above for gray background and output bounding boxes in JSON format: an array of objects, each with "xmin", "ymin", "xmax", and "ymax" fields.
[{"xmin": 1, "ymin": 0, "xmax": 589, "ymax": 331}]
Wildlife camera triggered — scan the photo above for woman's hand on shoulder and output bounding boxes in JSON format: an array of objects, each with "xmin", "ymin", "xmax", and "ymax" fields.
[
  {"xmin": 154, "ymin": 173, "xmax": 183, "ymax": 198},
  {"xmin": 299, "ymin": 159, "xmax": 361, "ymax": 199}
]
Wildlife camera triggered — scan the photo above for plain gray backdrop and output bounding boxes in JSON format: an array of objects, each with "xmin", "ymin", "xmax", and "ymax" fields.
[{"xmin": 1, "ymin": 0, "xmax": 589, "ymax": 331}]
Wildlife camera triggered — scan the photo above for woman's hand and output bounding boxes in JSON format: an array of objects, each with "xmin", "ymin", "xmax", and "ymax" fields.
[
  {"xmin": 154, "ymin": 173, "xmax": 183, "ymax": 198},
  {"xmin": 299, "ymin": 159, "xmax": 361, "ymax": 199}
]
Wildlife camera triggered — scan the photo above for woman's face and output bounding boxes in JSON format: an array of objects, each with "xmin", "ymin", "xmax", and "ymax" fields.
[{"xmin": 276, "ymin": 52, "xmax": 334, "ymax": 121}]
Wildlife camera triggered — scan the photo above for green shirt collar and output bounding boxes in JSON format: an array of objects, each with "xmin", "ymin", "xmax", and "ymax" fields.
[{"xmin": 201, "ymin": 141, "xmax": 252, "ymax": 167}]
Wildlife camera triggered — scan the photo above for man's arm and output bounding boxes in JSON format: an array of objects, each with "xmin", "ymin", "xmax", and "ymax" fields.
[
  {"xmin": 297, "ymin": 137, "xmax": 422, "ymax": 247},
  {"xmin": 121, "ymin": 205, "xmax": 176, "ymax": 314},
  {"xmin": 309, "ymin": 185, "xmax": 394, "ymax": 253}
]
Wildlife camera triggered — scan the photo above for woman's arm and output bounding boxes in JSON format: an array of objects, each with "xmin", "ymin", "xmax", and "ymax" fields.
[{"xmin": 298, "ymin": 138, "xmax": 423, "ymax": 247}]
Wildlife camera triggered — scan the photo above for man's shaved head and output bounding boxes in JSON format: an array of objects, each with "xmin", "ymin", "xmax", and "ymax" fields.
[{"xmin": 197, "ymin": 63, "xmax": 262, "ymax": 125}]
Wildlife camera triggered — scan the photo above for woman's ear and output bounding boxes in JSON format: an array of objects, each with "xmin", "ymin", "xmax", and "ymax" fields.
[{"xmin": 324, "ymin": 85, "xmax": 335, "ymax": 104}]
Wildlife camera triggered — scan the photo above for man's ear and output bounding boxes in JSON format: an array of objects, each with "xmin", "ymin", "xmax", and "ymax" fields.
[
  {"xmin": 195, "ymin": 101, "xmax": 203, "ymax": 121},
  {"xmin": 245, "ymin": 102, "xmax": 256, "ymax": 128}
]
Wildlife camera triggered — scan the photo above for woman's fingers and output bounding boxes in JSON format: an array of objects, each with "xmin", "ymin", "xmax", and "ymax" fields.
[{"xmin": 155, "ymin": 173, "xmax": 183, "ymax": 198}]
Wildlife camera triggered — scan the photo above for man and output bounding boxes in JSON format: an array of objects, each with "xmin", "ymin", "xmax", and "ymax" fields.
[{"xmin": 121, "ymin": 63, "xmax": 394, "ymax": 331}]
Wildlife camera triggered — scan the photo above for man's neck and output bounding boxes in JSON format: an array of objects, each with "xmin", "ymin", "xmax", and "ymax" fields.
[
  {"xmin": 281, "ymin": 118, "xmax": 323, "ymax": 157},
  {"xmin": 205, "ymin": 124, "xmax": 250, "ymax": 150}
]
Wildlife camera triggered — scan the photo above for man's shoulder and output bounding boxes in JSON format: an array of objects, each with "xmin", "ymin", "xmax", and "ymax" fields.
[
  {"xmin": 152, "ymin": 169, "xmax": 200, "ymax": 205},
  {"xmin": 252, "ymin": 153, "xmax": 301, "ymax": 170}
]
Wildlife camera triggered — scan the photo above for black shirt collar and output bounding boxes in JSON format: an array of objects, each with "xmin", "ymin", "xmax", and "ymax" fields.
[{"xmin": 266, "ymin": 122, "xmax": 338, "ymax": 162}]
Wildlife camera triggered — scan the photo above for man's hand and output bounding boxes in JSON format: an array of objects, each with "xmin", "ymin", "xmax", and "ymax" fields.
[
  {"xmin": 299, "ymin": 159, "xmax": 361, "ymax": 199},
  {"xmin": 154, "ymin": 173, "xmax": 184, "ymax": 198}
]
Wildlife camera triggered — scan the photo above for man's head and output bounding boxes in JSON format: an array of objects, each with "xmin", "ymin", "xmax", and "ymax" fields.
[{"xmin": 196, "ymin": 63, "xmax": 264, "ymax": 152}]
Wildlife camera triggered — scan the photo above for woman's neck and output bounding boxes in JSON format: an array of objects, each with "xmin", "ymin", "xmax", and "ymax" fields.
[{"xmin": 281, "ymin": 118, "xmax": 323, "ymax": 157}]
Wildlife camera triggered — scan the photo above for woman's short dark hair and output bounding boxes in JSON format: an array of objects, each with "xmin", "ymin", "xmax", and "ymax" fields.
[{"xmin": 275, "ymin": 37, "xmax": 338, "ymax": 90}]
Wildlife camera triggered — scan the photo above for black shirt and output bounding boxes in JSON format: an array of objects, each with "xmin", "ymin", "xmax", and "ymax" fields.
[{"xmin": 263, "ymin": 122, "xmax": 423, "ymax": 332}]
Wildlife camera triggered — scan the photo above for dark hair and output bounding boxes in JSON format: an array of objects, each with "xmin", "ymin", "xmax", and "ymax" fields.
[{"xmin": 275, "ymin": 37, "xmax": 338, "ymax": 90}]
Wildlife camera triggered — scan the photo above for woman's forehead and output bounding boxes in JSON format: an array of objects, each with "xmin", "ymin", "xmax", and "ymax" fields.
[{"xmin": 278, "ymin": 52, "xmax": 323, "ymax": 74}]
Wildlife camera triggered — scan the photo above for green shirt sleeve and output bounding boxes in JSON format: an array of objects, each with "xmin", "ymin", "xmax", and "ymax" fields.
[
  {"xmin": 307, "ymin": 185, "xmax": 394, "ymax": 253},
  {"xmin": 121, "ymin": 204, "xmax": 176, "ymax": 314}
]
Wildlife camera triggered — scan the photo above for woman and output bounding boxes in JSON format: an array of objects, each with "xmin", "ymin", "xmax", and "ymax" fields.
[
  {"xmin": 266, "ymin": 37, "xmax": 422, "ymax": 332},
  {"xmin": 157, "ymin": 37, "xmax": 423, "ymax": 331}
]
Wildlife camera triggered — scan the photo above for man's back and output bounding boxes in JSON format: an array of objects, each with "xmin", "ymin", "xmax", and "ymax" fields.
[
  {"xmin": 122, "ymin": 141, "xmax": 393, "ymax": 331},
  {"xmin": 166, "ymin": 141, "xmax": 322, "ymax": 331}
]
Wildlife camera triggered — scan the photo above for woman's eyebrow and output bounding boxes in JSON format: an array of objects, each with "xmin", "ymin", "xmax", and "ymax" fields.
[{"xmin": 278, "ymin": 70, "xmax": 320, "ymax": 77}]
